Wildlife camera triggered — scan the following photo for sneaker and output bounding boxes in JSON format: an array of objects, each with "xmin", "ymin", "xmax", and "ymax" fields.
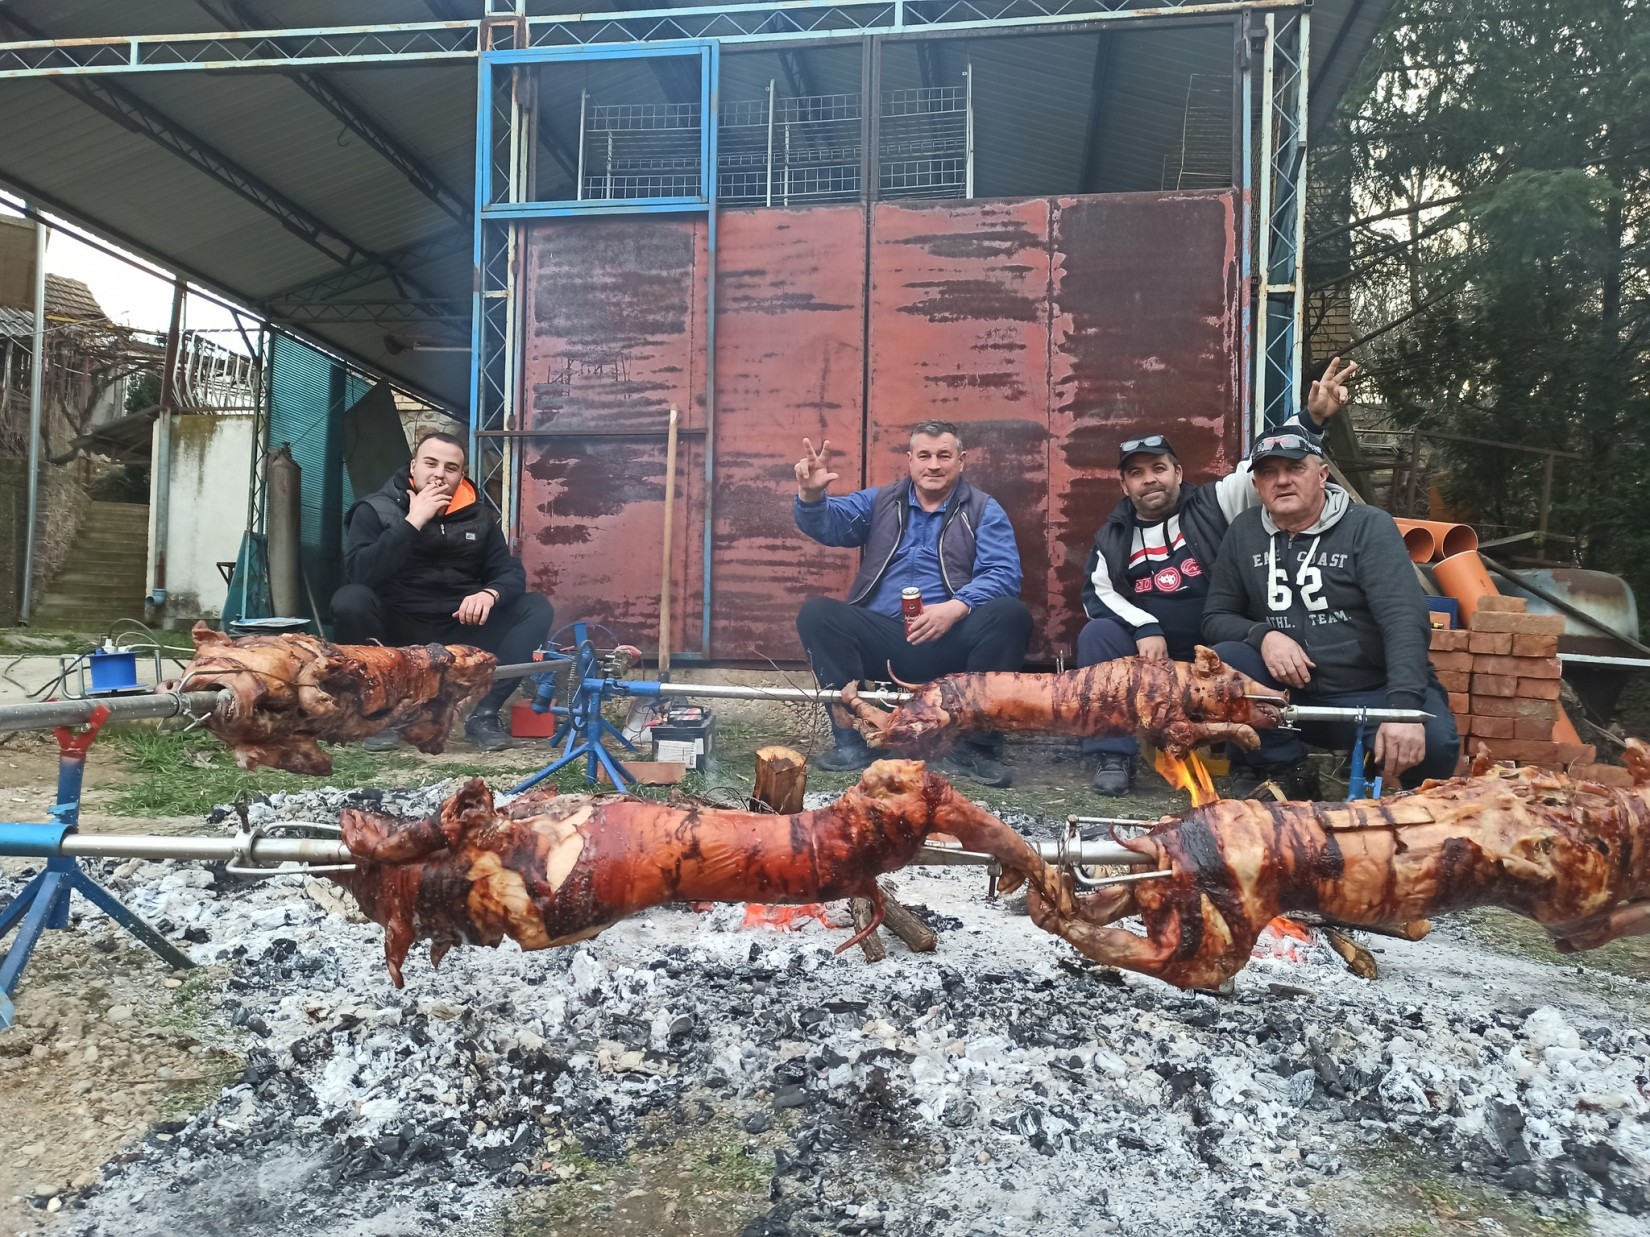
[
  {"xmin": 1227, "ymin": 760, "xmax": 1319, "ymax": 801},
  {"xmin": 464, "ymin": 711, "xmax": 516, "ymax": 753},
  {"xmin": 812, "ymin": 741, "xmax": 875, "ymax": 774},
  {"xmin": 1090, "ymin": 753, "xmax": 1135, "ymax": 797},
  {"xmin": 362, "ymin": 729, "xmax": 404, "ymax": 753},
  {"xmin": 938, "ymin": 743, "xmax": 1013, "ymax": 788}
]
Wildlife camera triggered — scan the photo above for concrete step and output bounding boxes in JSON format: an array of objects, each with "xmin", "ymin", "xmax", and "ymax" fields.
[{"xmin": 58, "ymin": 556, "xmax": 149, "ymax": 573}]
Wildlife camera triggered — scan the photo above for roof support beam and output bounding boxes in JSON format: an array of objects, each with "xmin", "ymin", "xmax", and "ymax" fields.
[
  {"xmin": 0, "ymin": 12, "xmax": 436, "ymax": 296},
  {"xmin": 198, "ymin": 0, "xmax": 471, "ymax": 223},
  {"xmin": 779, "ymin": 49, "xmax": 818, "ymax": 99},
  {"xmin": 269, "ymin": 232, "xmax": 469, "ymax": 303}
]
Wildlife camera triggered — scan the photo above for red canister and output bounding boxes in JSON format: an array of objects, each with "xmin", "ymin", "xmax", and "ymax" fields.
[{"xmin": 901, "ymin": 587, "xmax": 924, "ymax": 639}]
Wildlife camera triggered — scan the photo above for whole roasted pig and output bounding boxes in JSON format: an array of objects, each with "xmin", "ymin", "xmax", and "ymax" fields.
[
  {"xmin": 330, "ymin": 761, "xmax": 1060, "ymax": 986},
  {"xmin": 1019, "ymin": 742, "xmax": 1650, "ymax": 989},
  {"xmin": 180, "ymin": 623, "xmax": 496, "ymax": 775},
  {"xmin": 841, "ymin": 646, "xmax": 1285, "ymax": 758}
]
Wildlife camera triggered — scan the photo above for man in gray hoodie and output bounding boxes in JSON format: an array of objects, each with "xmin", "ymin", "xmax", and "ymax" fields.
[{"xmin": 1200, "ymin": 430, "xmax": 1460, "ymax": 795}]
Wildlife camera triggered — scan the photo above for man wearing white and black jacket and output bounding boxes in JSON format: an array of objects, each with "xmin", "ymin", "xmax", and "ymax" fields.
[
  {"xmin": 1200, "ymin": 430, "xmax": 1460, "ymax": 796},
  {"xmin": 1075, "ymin": 358, "xmax": 1356, "ymax": 796}
]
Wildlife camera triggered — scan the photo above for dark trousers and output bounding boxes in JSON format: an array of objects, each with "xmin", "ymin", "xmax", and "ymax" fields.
[
  {"xmin": 1209, "ymin": 639, "xmax": 1461, "ymax": 789},
  {"xmin": 1074, "ymin": 617, "xmax": 1201, "ymax": 759},
  {"xmin": 797, "ymin": 596, "xmax": 1033, "ymax": 750},
  {"xmin": 331, "ymin": 584, "xmax": 554, "ymax": 718}
]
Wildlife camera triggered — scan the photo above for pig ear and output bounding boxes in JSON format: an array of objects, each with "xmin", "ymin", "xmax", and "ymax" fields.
[{"xmin": 1193, "ymin": 645, "xmax": 1221, "ymax": 676}]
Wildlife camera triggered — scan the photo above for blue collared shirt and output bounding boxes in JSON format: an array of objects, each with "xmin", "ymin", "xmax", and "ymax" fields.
[{"xmin": 794, "ymin": 485, "xmax": 1023, "ymax": 619}]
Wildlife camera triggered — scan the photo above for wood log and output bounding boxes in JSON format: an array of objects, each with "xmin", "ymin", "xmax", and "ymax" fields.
[
  {"xmin": 851, "ymin": 898, "xmax": 887, "ymax": 962},
  {"xmin": 876, "ymin": 881, "xmax": 938, "ymax": 953},
  {"xmin": 750, "ymin": 745, "xmax": 808, "ymax": 814}
]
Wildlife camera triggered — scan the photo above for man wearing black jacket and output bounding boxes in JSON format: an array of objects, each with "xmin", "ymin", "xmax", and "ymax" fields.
[
  {"xmin": 331, "ymin": 431, "xmax": 553, "ymax": 752},
  {"xmin": 1201, "ymin": 430, "xmax": 1459, "ymax": 794},
  {"xmin": 1075, "ymin": 358, "xmax": 1355, "ymax": 795}
]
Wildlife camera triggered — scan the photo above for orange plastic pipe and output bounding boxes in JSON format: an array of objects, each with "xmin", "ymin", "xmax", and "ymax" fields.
[
  {"xmin": 1392, "ymin": 521, "xmax": 1436, "ymax": 563},
  {"xmin": 1395, "ymin": 519, "xmax": 1479, "ymax": 562},
  {"xmin": 1433, "ymin": 549, "xmax": 1500, "ymax": 625}
]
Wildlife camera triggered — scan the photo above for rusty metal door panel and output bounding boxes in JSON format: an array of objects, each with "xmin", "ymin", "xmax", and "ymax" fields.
[
  {"xmin": 711, "ymin": 206, "xmax": 867, "ymax": 662},
  {"xmin": 521, "ymin": 217, "xmax": 706, "ymax": 433},
  {"xmin": 518, "ymin": 216, "xmax": 706, "ymax": 653},
  {"xmin": 519, "ymin": 435, "xmax": 704, "ymax": 652},
  {"xmin": 866, "ymin": 199, "xmax": 1056, "ymax": 650},
  {"xmin": 1045, "ymin": 191, "xmax": 1242, "ymax": 653}
]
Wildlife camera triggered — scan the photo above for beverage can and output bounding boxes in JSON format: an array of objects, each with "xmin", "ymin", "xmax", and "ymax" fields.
[{"xmin": 901, "ymin": 587, "xmax": 923, "ymax": 639}]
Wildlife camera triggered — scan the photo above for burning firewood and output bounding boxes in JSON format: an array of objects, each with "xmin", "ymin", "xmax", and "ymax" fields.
[
  {"xmin": 179, "ymin": 623, "xmax": 496, "ymax": 775},
  {"xmin": 838, "ymin": 646, "xmax": 1285, "ymax": 759},
  {"xmin": 328, "ymin": 760, "xmax": 1064, "ymax": 987},
  {"xmin": 1017, "ymin": 742, "xmax": 1650, "ymax": 990}
]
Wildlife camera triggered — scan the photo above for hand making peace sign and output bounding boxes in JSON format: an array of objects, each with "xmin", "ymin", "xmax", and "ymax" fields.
[
  {"xmin": 1306, "ymin": 355, "xmax": 1359, "ymax": 424},
  {"xmin": 794, "ymin": 437, "xmax": 841, "ymax": 502}
]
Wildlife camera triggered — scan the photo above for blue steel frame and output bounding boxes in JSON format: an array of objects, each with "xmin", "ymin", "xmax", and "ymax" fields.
[
  {"xmin": 0, "ymin": 710, "xmax": 193, "ymax": 1030},
  {"xmin": 471, "ymin": 38, "xmax": 721, "ymax": 659}
]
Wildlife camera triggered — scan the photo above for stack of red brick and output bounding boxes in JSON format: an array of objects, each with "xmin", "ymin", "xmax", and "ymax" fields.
[{"xmin": 1428, "ymin": 596, "xmax": 1616, "ymax": 777}]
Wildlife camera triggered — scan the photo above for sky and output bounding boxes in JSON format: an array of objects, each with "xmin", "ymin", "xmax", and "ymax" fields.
[{"xmin": 2, "ymin": 194, "xmax": 252, "ymax": 352}]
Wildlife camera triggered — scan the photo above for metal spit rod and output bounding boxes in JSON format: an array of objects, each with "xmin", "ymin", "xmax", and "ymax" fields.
[{"xmin": 31, "ymin": 830, "xmax": 1143, "ymax": 871}]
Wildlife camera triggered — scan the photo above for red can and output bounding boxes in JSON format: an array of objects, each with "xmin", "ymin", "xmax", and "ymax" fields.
[{"xmin": 901, "ymin": 587, "xmax": 924, "ymax": 639}]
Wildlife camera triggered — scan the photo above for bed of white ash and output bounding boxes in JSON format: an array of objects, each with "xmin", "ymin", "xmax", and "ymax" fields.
[{"xmin": 8, "ymin": 778, "xmax": 1648, "ymax": 1237}]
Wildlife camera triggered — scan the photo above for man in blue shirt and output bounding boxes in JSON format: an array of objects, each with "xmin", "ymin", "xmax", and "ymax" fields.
[{"xmin": 793, "ymin": 420, "xmax": 1032, "ymax": 786}]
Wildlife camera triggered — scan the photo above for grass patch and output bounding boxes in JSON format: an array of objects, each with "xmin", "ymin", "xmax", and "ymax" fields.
[
  {"xmin": 1324, "ymin": 1135, "xmax": 1591, "ymax": 1237},
  {"xmin": 154, "ymin": 1050, "xmax": 243, "ymax": 1122},
  {"xmin": 149, "ymin": 968, "xmax": 220, "ymax": 1031},
  {"xmin": 499, "ymin": 1119, "xmax": 777, "ymax": 1237},
  {"xmin": 105, "ymin": 726, "xmax": 424, "ymax": 817},
  {"xmin": 1460, "ymin": 906, "xmax": 1650, "ymax": 981}
]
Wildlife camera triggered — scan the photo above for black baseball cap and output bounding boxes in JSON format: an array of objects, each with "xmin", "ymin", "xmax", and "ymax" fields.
[
  {"xmin": 1117, "ymin": 434, "xmax": 1177, "ymax": 468},
  {"xmin": 1250, "ymin": 431, "xmax": 1324, "ymax": 463}
]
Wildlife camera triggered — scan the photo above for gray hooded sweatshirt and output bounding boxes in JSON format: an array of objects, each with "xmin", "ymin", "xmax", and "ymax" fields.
[{"xmin": 1200, "ymin": 486, "xmax": 1433, "ymax": 709}]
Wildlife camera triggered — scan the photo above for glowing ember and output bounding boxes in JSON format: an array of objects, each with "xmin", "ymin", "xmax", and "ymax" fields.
[
  {"xmin": 1153, "ymin": 748, "xmax": 1219, "ymax": 806},
  {"xmin": 741, "ymin": 903, "xmax": 832, "ymax": 931}
]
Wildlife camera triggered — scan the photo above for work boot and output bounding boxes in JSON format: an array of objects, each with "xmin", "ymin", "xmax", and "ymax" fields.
[
  {"xmin": 361, "ymin": 729, "xmax": 405, "ymax": 753},
  {"xmin": 812, "ymin": 736, "xmax": 875, "ymax": 774},
  {"xmin": 1227, "ymin": 760, "xmax": 1319, "ymax": 802},
  {"xmin": 464, "ymin": 710, "xmax": 516, "ymax": 753},
  {"xmin": 939, "ymin": 740, "xmax": 1012, "ymax": 789},
  {"xmin": 1090, "ymin": 753, "xmax": 1135, "ymax": 797}
]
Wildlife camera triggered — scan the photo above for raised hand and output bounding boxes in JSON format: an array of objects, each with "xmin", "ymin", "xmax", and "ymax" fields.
[
  {"xmin": 1306, "ymin": 355, "xmax": 1359, "ymax": 424},
  {"xmin": 794, "ymin": 437, "xmax": 840, "ymax": 502}
]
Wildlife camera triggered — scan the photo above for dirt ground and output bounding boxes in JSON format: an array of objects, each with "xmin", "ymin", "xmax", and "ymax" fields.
[{"xmin": 0, "ymin": 715, "xmax": 1645, "ymax": 1235}]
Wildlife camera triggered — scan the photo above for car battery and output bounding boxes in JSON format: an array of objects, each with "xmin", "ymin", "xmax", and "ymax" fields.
[{"xmin": 649, "ymin": 706, "xmax": 716, "ymax": 769}]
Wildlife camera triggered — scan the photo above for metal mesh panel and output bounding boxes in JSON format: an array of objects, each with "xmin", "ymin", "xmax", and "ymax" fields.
[{"xmin": 267, "ymin": 333, "xmax": 371, "ymax": 619}]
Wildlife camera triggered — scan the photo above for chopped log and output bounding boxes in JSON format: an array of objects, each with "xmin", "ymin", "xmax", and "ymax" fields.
[
  {"xmin": 750, "ymin": 745, "xmax": 808, "ymax": 814},
  {"xmin": 1325, "ymin": 927, "xmax": 1379, "ymax": 979},
  {"xmin": 850, "ymin": 898, "xmax": 887, "ymax": 962},
  {"xmin": 876, "ymin": 881, "xmax": 938, "ymax": 953}
]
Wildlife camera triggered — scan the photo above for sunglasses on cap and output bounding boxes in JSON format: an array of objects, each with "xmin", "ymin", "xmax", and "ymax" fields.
[
  {"xmin": 1251, "ymin": 431, "xmax": 1323, "ymax": 460},
  {"xmin": 1120, "ymin": 435, "xmax": 1170, "ymax": 455}
]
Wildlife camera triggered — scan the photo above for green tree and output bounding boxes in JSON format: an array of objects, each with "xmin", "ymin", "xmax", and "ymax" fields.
[
  {"xmin": 124, "ymin": 368, "xmax": 161, "ymax": 414},
  {"xmin": 1314, "ymin": 0, "xmax": 1650, "ymax": 594}
]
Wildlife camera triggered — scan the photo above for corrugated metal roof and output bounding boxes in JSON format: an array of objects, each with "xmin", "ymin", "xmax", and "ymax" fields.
[{"xmin": 0, "ymin": 0, "xmax": 1388, "ymax": 410}]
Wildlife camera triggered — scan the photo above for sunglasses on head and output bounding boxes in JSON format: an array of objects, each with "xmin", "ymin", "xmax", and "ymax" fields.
[
  {"xmin": 1255, "ymin": 433, "xmax": 1314, "ymax": 453},
  {"xmin": 1119, "ymin": 435, "xmax": 1169, "ymax": 454}
]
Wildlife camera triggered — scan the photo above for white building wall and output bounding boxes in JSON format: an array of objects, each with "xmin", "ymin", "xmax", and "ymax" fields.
[{"xmin": 147, "ymin": 412, "xmax": 254, "ymax": 624}]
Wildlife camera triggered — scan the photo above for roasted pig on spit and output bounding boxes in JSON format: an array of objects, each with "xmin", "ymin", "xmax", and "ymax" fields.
[
  {"xmin": 841, "ymin": 646, "xmax": 1285, "ymax": 758},
  {"xmin": 181, "ymin": 623, "xmax": 496, "ymax": 776},
  {"xmin": 330, "ymin": 761, "xmax": 1062, "ymax": 987},
  {"xmin": 1018, "ymin": 742, "xmax": 1650, "ymax": 989}
]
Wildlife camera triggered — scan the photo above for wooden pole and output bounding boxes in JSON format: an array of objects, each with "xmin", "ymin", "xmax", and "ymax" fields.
[
  {"xmin": 750, "ymin": 745, "xmax": 808, "ymax": 815},
  {"xmin": 658, "ymin": 406, "xmax": 679, "ymax": 681}
]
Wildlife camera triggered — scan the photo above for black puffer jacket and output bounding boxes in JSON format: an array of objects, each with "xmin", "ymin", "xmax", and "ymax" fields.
[{"xmin": 342, "ymin": 474, "xmax": 526, "ymax": 618}]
